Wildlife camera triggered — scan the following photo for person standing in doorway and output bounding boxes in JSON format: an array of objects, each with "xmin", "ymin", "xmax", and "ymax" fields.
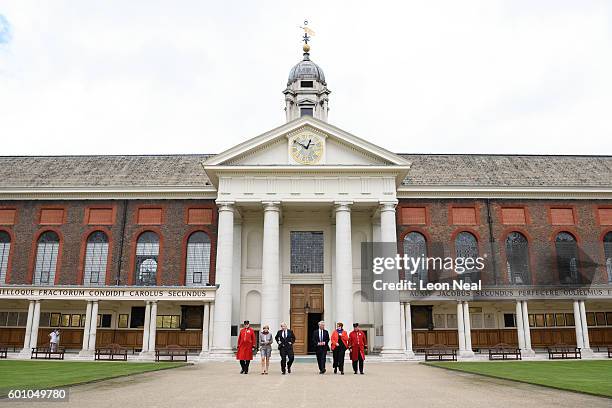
[
  {"xmin": 259, "ymin": 325, "xmax": 273, "ymax": 375},
  {"xmin": 331, "ymin": 322, "xmax": 349, "ymax": 374},
  {"xmin": 236, "ymin": 320, "xmax": 256, "ymax": 374},
  {"xmin": 275, "ymin": 322, "xmax": 295, "ymax": 374},
  {"xmin": 48, "ymin": 329, "xmax": 60, "ymax": 352},
  {"xmin": 349, "ymin": 323, "xmax": 367, "ymax": 374},
  {"xmin": 312, "ymin": 320, "xmax": 329, "ymax": 374}
]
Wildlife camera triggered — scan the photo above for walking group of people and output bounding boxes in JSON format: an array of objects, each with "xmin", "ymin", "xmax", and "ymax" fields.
[{"xmin": 236, "ymin": 320, "xmax": 367, "ymax": 375}]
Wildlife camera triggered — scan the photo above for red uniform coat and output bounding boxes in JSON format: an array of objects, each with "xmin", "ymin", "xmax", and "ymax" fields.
[
  {"xmin": 330, "ymin": 329, "xmax": 349, "ymax": 350},
  {"xmin": 348, "ymin": 329, "xmax": 367, "ymax": 361},
  {"xmin": 236, "ymin": 327, "xmax": 256, "ymax": 360}
]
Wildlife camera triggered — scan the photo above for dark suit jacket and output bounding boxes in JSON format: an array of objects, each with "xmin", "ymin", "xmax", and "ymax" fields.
[
  {"xmin": 275, "ymin": 329, "xmax": 296, "ymax": 350},
  {"xmin": 312, "ymin": 328, "xmax": 330, "ymax": 351}
]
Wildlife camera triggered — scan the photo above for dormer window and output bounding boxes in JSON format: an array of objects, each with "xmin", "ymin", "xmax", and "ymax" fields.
[
  {"xmin": 300, "ymin": 80, "xmax": 314, "ymax": 88},
  {"xmin": 300, "ymin": 107, "xmax": 313, "ymax": 117}
]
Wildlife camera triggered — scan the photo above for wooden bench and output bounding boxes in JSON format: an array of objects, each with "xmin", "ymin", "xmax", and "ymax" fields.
[
  {"xmin": 0, "ymin": 345, "xmax": 7, "ymax": 359},
  {"xmin": 425, "ymin": 344, "xmax": 457, "ymax": 361},
  {"xmin": 95, "ymin": 343, "xmax": 128, "ymax": 361},
  {"xmin": 31, "ymin": 346, "xmax": 65, "ymax": 360},
  {"xmin": 155, "ymin": 345, "xmax": 188, "ymax": 362},
  {"xmin": 547, "ymin": 344, "xmax": 581, "ymax": 360},
  {"xmin": 607, "ymin": 346, "xmax": 612, "ymax": 359},
  {"xmin": 488, "ymin": 343, "xmax": 521, "ymax": 360}
]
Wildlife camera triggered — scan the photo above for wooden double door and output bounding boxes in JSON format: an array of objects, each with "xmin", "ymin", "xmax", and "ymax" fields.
[{"xmin": 290, "ymin": 284, "xmax": 324, "ymax": 354}]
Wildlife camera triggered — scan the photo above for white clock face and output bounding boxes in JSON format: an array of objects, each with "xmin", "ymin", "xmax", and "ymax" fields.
[{"xmin": 290, "ymin": 134, "xmax": 323, "ymax": 164}]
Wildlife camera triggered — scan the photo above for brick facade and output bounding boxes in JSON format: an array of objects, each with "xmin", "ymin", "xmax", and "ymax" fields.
[
  {"xmin": 397, "ymin": 199, "xmax": 612, "ymax": 286},
  {"xmin": 0, "ymin": 199, "xmax": 217, "ymax": 286}
]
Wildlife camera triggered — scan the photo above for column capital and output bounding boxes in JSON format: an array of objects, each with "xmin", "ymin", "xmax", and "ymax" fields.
[
  {"xmin": 379, "ymin": 200, "xmax": 398, "ymax": 212},
  {"xmin": 334, "ymin": 201, "xmax": 353, "ymax": 212},
  {"xmin": 216, "ymin": 201, "xmax": 235, "ymax": 212},
  {"xmin": 262, "ymin": 201, "xmax": 281, "ymax": 212}
]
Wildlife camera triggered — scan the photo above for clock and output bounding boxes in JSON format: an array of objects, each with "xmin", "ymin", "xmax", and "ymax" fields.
[{"xmin": 290, "ymin": 134, "xmax": 324, "ymax": 164}]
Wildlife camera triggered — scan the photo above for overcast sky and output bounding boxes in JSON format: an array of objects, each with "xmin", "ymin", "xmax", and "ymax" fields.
[{"xmin": 0, "ymin": 1, "xmax": 611, "ymax": 156}]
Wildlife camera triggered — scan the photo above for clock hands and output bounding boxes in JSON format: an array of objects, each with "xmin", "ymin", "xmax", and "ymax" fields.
[
  {"xmin": 294, "ymin": 139, "xmax": 313, "ymax": 149},
  {"xmin": 305, "ymin": 139, "xmax": 312, "ymax": 149}
]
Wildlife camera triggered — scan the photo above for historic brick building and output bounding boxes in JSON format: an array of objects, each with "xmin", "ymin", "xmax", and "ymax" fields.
[{"xmin": 1, "ymin": 44, "xmax": 611, "ymax": 360}]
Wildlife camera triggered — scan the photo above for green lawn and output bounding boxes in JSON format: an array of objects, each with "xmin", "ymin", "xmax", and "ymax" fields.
[
  {"xmin": 0, "ymin": 360, "xmax": 188, "ymax": 395},
  {"xmin": 424, "ymin": 360, "xmax": 612, "ymax": 398}
]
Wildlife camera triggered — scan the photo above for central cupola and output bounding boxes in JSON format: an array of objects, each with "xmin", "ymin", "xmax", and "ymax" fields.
[{"xmin": 283, "ymin": 26, "xmax": 330, "ymax": 122}]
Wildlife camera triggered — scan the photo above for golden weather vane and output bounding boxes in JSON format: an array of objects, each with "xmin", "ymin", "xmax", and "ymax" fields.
[{"xmin": 299, "ymin": 19, "xmax": 315, "ymax": 52}]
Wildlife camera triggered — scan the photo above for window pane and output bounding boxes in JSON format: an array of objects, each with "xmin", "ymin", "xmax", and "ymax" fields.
[
  {"xmin": 604, "ymin": 232, "xmax": 612, "ymax": 283},
  {"xmin": 34, "ymin": 232, "xmax": 60, "ymax": 286},
  {"xmin": 545, "ymin": 313, "xmax": 555, "ymax": 327},
  {"xmin": 118, "ymin": 314, "xmax": 129, "ymax": 328},
  {"xmin": 586, "ymin": 312, "xmax": 596, "ymax": 326},
  {"xmin": 135, "ymin": 232, "xmax": 159, "ymax": 286},
  {"xmin": 455, "ymin": 232, "xmax": 479, "ymax": 283},
  {"xmin": 555, "ymin": 313, "xmax": 566, "ymax": 326},
  {"xmin": 503, "ymin": 313, "xmax": 516, "ymax": 327},
  {"xmin": 505, "ymin": 232, "xmax": 530, "ymax": 285},
  {"xmin": 0, "ymin": 231, "xmax": 10, "ymax": 284},
  {"xmin": 565, "ymin": 313, "xmax": 575, "ymax": 326},
  {"xmin": 403, "ymin": 232, "xmax": 427, "ymax": 283},
  {"xmin": 186, "ymin": 232, "xmax": 211, "ymax": 286},
  {"xmin": 555, "ymin": 232, "xmax": 580, "ymax": 284},
  {"xmin": 290, "ymin": 231, "xmax": 324, "ymax": 273},
  {"xmin": 595, "ymin": 312, "xmax": 606, "ymax": 326},
  {"xmin": 84, "ymin": 231, "xmax": 109, "ymax": 286}
]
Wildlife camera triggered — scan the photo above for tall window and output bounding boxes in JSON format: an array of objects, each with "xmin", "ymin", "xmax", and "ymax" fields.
[
  {"xmin": 403, "ymin": 232, "xmax": 428, "ymax": 283},
  {"xmin": 185, "ymin": 231, "xmax": 211, "ymax": 286},
  {"xmin": 0, "ymin": 231, "xmax": 10, "ymax": 284},
  {"xmin": 135, "ymin": 232, "xmax": 159, "ymax": 286},
  {"xmin": 555, "ymin": 232, "xmax": 580, "ymax": 284},
  {"xmin": 84, "ymin": 231, "xmax": 109, "ymax": 286},
  {"xmin": 604, "ymin": 232, "xmax": 612, "ymax": 283},
  {"xmin": 455, "ymin": 232, "xmax": 479, "ymax": 283},
  {"xmin": 34, "ymin": 231, "xmax": 60, "ymax": 285},
  {"xmin": 505, "ymin": 232, "xmax": 530, "ymax": 285},
  {"xmin": 290, "ymin": 231, "xmax": 324, "ymax": 273}
]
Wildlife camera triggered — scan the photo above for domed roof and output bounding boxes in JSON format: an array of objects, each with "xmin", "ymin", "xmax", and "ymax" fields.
[{"xmin": 287, "ymin": 52, "xmax": 326, "ymax": 86}]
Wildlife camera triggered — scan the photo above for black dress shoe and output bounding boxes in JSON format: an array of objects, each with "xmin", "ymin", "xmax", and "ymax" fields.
[
  {"xmin": 288, "ymin": 367, "xmax": 291, "ymax": 374},
  {"xmin": 240, "ymin": 370, "xmax": 244, "ymax": 374},
  {"xmin": 282, "ymin": 371, "xmax": 286, "ymax": 375},
  {"xmin": 322, "ymin": 369, "xmax": 326, "ymax": 374},
  {"xmin": 360, "ymin": 372, "xmax": 364, "ymax": 375},
  {"xmin": 354, "ymin": 372, "xmax": 357, "ymax": 374},
  {"xmin": 334, "ymin": 368, "xmax": 337, "ymax": 374}
]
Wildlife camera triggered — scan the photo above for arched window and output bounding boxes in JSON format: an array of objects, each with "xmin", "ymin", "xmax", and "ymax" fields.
[
  {"xmin": 0, "ymin": 231, "xmax": 10, "ymax": 284},
  {"xmin": 135, "ymin": 232, "xmax": 159, "ymax": 286},
  {"xmin": 84, "ymin": 231, "xmax": 109, "ymax": 286},
  {"xmin": 604, "ymin": 232, "xmax": 612, "ymax": 283},
  {"xmin": 403, "ymin": 232, "xmax": 427, "ymax": 283},
  {"xmin": 555, "ymin": 232, "xmax": 580, "ymax": 284},
  {"xmin": 505, "ymin": 232, "xmax": 530, "ymax": 285},
  {"xmin": 455, "ymin": 232, "xmax": 479, "ymax": 283},
  {"xmin": 34, "ymin": 231, "xmax": 60, "ymax": 285},
  {"xmin": 185, "ymin": 231, "xmax": 211, "ymax": 286}
]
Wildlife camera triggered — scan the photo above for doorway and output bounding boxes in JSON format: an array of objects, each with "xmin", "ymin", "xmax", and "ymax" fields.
[{"xmin": 290, "ymin": 284, "xmax": 324, "ymax": 354}]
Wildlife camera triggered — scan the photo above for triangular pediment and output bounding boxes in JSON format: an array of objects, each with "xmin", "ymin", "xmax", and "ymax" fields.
[{"xmin": 204, "ymin": 116, "xmax": 410, "ymax": 167}]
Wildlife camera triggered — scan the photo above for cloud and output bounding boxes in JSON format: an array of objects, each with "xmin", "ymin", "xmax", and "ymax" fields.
[
  {"xmin": 0, "ymin": 1, "xmax": 610, "ymax": 156},
  {"xmin": 0, "ymin": 14, "xmax": 11, "ymax": 44}
]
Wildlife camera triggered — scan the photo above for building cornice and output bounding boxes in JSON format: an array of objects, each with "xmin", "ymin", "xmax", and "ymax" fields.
[
  {"xmin": 397, "ymin": 185, "xmax": 612, "ymax": 200},
  {"xmin": 0, "ymin": 186, "xmax": 218, "ymax": 201}
]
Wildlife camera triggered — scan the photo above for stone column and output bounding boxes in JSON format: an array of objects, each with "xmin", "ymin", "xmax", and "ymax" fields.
[
  {"xmin": 379, "ymin": 201, "xmax": 404, "ymax": 358},
  {"xmin": 141, "ymin": 301, "xmax": 152, "ymax": 353},
  {"xmin": 148, "ymin": 301, "xmax": 158, "ymax": 352},
  {"xmin": 79, "ymin": 301, "xmax": 93, "ymax": 355},
  {"xmin": 88, "ymin": 300, "xmax": 99, "ymax": 351},
  {"xmin": 211, "ymin": 202, "xmax": 235, "ymax": 356},
  {"xmin": 579, "ymin": 300, "xmax": 592, "ymax": 355},
  {"xmin": 462, "ymin": 301, "xmax": 474, "ymax": 356},
  {"xmin": 399, "ymin": 303, "xmax": 406, "ymax": 351},
  {"xmin": 335, "ymin": 201, "xmax": 353, "ymax": 330},
  {"xmin": 261, "ymin": 201, "xmax": 281, "ymax": 332},
  {"xmin": 200, "ymin": 302, "xmax": 211, "ymax": 356},
  {"xmin": 515, "ymin": 300, "xmax": 525, "ymax": 350},
  {"xmin": 20, "ymin": 300, "xmax": 36, "ymax": 355},
  {"xmin": 208, "ymin": 303, "xmax": 215, "ymax": 352},
  {"xmin": 573, "ymin": 300, "xmax": 584, "ymax": 349},
  {"xmin": 29, "ymin": 300, "xmax": 41, "ymax": 350},
  {"xmin": 456, "ymin": 301, "xmax": 466, "ymax": 353},
  {"xmin": 521, "ymin": 300, "xmax": 534, "ymax": 355},
  {"xmin": 404, "ymin": 302, "xmax": 415, "ymax": 358}
]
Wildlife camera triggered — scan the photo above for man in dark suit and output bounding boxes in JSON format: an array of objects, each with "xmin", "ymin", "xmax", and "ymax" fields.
[
  {"xmin": 312, "ymin": 320, "xmax": 330, "ymax": 374},
  {"xmin": 275, "ymin": 322, "xmax": 295, "ymax": 375}
]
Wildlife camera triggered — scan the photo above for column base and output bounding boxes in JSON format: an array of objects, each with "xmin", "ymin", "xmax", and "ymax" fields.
[
  {"xmin": 520, "ymin": 348, "xmax": 536, "ymax": 357},
  {"xmin": 404, "ymin": 350, "xmax": 417, "ymax": 360},
  {"xmin": 18, "ymin": 349, "xmax": 32, "ymax": 359},
  {"xmin": 137, "ymin": 351, "xmax": 156, "ymax": 361},
  {"xmin": 78, "ymin": 349, "xmax": 95, "ymax": 358},
  {"xmin": 581, "ymin": 348, "xmax": 594, "ymax": 358},
  {"xmin": 459, "ymin": 350, "xmax": 475, "ymax": 358},
  {"xmin": 380, "ymin": 348, "xmax": 409, "ymax": 361}
]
